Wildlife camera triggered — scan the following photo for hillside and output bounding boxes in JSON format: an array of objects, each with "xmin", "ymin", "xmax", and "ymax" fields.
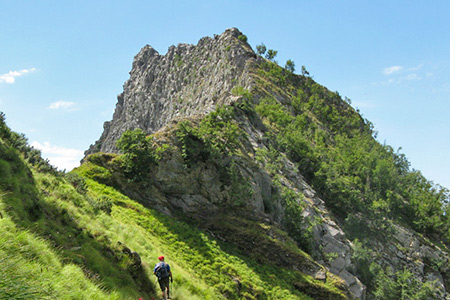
[
  {"xmin": 1, "ymin": 28, "xmax": 449, "ymax": 300},
  {"xmin": 1, "ymin": 115, "xmax": 346, "ymax": 299}
]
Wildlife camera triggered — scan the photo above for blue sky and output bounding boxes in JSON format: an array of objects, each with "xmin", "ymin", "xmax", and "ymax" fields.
[{"xmin": 1, "ymin": 1, "xmax": 449, "ymax": 189}]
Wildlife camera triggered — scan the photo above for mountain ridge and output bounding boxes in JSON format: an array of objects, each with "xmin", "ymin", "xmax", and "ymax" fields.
[
  {"xmin": 1, "ymin": 28, "xmax": 449, "ymax": 299},
  {"xmin": 83, "ymin": 28, "xmax": 449, "ymax": 299}
]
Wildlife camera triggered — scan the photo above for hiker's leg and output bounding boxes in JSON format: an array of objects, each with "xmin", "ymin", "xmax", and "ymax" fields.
[
  {"xmin": 167, "ymin": 286, "xmax": 170, "ymax": 298},
  {"xmin": 159, "ymin": 279, "xmax": 166, "ymax": 299}
]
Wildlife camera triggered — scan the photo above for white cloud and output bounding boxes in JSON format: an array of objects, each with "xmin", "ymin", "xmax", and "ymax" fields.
[
  {"xmin": 408, "ymin": 64, "xmax": 423, "ymax": 72},
  {"xmin": 31, "ymin": 141, "xmax": 83, "ymax": 171},
  {"xmin": 405, "ymin": 73, "xmax": 420, "ymax": 81},
  {"xmin": 383, "ymin": 65, "xmax": 403, "ymax": 75},
  {"xmin": 48, "ymin": 100, "xmax": 78, "ymax": 111},
  {"xmin": 0, "ymin": 68, "xmax": 37, "ymax": 84}
]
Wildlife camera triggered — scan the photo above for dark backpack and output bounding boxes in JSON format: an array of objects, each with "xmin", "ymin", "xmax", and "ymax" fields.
[{"xmin": 155, "ymin": 262, "xmax": 169, "ymax": 279}]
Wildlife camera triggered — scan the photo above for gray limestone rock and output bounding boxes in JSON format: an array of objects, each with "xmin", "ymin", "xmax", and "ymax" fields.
[{"xmin": 85, "ymin": 28, "xmax": 257, "ymax": 157}]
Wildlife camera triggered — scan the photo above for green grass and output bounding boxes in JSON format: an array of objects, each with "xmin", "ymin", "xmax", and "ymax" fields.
[
  {"xmin": 86, "ymin": 180, "xmax": 314, "ymax": 300},
  {"xmin": 0, "ymin": 212, "xmax": 121, "ymax": 300},
  {"xmin": 0, "ymin": 142, "xmax": 151, "ymax": 299}
]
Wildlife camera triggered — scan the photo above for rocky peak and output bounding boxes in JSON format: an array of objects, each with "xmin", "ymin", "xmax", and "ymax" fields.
[{"xmin": 85, "ymin": 28, "xmax": 257, "ymax": 156}]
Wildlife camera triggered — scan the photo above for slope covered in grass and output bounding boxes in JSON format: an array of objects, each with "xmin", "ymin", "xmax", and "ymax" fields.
[
  {"xmin": 73, "ymin": 158, "xmax": 348, "ymax": 300},
  {"xmin": 1, "ymin": 112, "xmax": 346, "ymax": 299}
]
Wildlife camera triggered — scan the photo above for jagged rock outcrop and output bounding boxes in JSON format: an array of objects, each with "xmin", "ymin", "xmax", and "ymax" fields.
[{"xmin": 85, "ymin": 28, "xmax": 257, "ymax": 156}]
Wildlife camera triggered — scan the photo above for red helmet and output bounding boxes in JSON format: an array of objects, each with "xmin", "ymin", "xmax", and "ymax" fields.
[{"xmin": 158, "ymin": 255, "xmax": 164, "ymax": 261}]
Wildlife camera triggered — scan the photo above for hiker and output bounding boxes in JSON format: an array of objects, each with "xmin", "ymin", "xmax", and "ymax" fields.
[{"xmin": 154, "ymin": 255, "xmax": 173, "ymax": 300}]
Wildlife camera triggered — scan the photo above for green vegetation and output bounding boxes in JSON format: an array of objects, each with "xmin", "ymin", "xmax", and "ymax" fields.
[
  {"xmin": 175, "ymin": 105, "xmax": 243, "ymax": 164},
  {"xmin": 249, "ymin": 58, "xmax": 450, "ymax": 245},
  {"xmin": 0, "ymin": 112, "xmax": 57, "ymax": 174},
  {"xmin": 116, "ymin": 128, "xmax": 168, "ymax": 181},
  {"xmin": 173, "ymin": 106, "xmax": 253, "ymax": 206},
  {"xmin": 0, "ymin": 115, "xmax": 132, "ymax": 299},
  {"xmin": 1, "ymin": 112, "xmax": 346, "ymax": 299},
  {"xmin": 0, "ymin": 215, "xmax": 122, "ymax": 300},
  {"xmin": 256, "ymin": 43, "xmax": 267, "ymax": 56},
  {"xmin": 279, "ymin": 185, "xmax": 312, "ymax": 253},
  {"xmin": 373, "ymin": 267, "xmax": 435, "ymax": 300},
  {"xmin": 285, "ymin": 59, "xmax": 295, "ymax": 73},
  {"xmin": 301, "ymin": 66, "xmax": 310, "ymax": 77},
  {"xmin": 174, "ymin": 53, "xmax": 183, "ymax": 67},
  {"xmin": 351, "ymin": 240, "xmax": 436, "ymax": 299},
  {"xmin": 238, "ymin": 34, "xmax": 248, "ymax": 43},
  {"xmin": 265, "ymin": 49, "xmax": 278, "ymax": 61},
  {"xmin": 248, "ymin": 54, "xmax": 448, "ymax": 296}
]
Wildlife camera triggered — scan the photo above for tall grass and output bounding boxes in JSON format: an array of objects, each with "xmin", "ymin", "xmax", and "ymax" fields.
[
  {"xmin": 0, "ymin": 214, "xmax": 120, "ymax": 300},
  {"xmin": 0, "ymin": 252, "xmax": 45, "ymax": 300}
]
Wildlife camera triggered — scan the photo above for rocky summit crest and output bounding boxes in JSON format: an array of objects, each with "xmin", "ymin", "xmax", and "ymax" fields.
[{"xmin": 85, "ymin": 28, "xmax": 257, "ymax": 156}]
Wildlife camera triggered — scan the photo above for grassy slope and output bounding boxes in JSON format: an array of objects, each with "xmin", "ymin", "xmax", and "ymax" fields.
[
  {"xmin": 75, "ymin": 158, "xmax": 348, "ymax": 300},
  {"xmin": 0, "ymin": 126, "xmax": 346, "ymax": 299}
]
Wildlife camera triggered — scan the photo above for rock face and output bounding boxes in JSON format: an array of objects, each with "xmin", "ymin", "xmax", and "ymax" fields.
[
  {"xmin": 374, "ymin": 225, "xmax": 450, "ymax": 299},
  {"xmin": 86, "ymin": 28, "xmax": 449, "ymax": 299},
  {"xmin": 85, "ymin": 28, "xmax": 257, "ymax": 156}
]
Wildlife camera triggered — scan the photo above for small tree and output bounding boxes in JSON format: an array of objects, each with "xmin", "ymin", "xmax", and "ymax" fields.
[
  {"xmin": 0, "ymin": 111, "xmax": 11, "ymax": 139},
  {"xmin": 285, "ymin": 59, "xmax": 295, "ymax": 73},
  {"xmin": 256, "ymin": 43, "xmax": 267, "ymax": 56},
  {"xmin": 301, "ymin": 65, "xmax": 310, "ymax": 76},
  {"xmin": 265, "ymin": 49, "xmax": 278, "ymax": 61},
  {"xmin": 116, "ymin": 128, "xmax": 155, "ymax": 181}
]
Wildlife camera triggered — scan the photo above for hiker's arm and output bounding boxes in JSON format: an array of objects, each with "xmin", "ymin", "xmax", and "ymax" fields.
[{"xmin": 170, "ymin": 271, "xmax": 173, "ymax": 282}]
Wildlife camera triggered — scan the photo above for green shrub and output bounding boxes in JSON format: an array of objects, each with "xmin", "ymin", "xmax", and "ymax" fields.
[
  {"xmin": 237, "ymin": 34, "xmax": 248, "ymax": 43},
  {"xmin": 265, "ymin": 49, "xmax": 278, "ymax": 61},
  {"xmin": 198, "ymin": 106, "xmax": 242, "ymax": 155},
  {"xmin": 65, "ymin": 172, "xmax": 87, "ymax": 194},
  {"xmin": 176, "ymin": 121, "xmax": 210, "ymax": 167},
  {"xmin": 0, "ymin": 112, "xmax": 11, "ymax": 140},
  {"xmin": 279, "ymin": 185, "xmax": 312, "ymax": 252},
  {"xmin": 116, "ymin": 129, "xmax": 160, "ymax": 181},
  {"xmin": 88, "ymin": 195, "xmax": 113, "ymax": 214},
  {"xmin": 373, "ymin": 267, "xmax": 435, "ymax": 300},
  {"xmin": 176, "ymin": 106, "xmax": 243, "ymax": 167},
  {"xmin": 76, "ymin": 162, "xmax": 115, "ymax": 186},
  {"xmin": 174, "ymin": 54, "xmax": 183, "ymax": 67}
]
